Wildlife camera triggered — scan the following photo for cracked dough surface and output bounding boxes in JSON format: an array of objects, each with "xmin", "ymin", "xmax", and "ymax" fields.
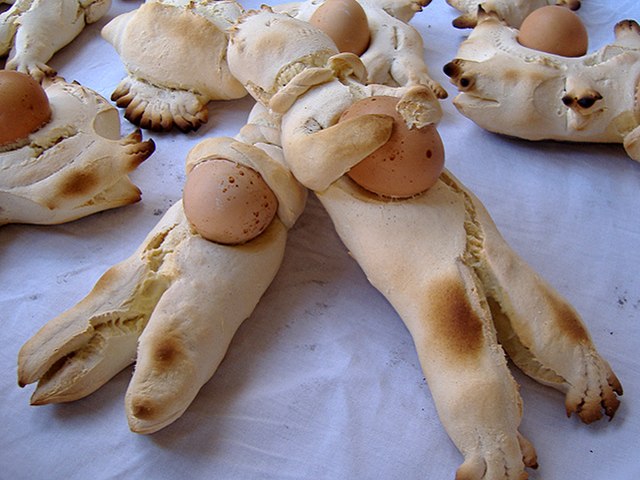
[{"xmin": 1, "ymin": 0, "xmax": 639, "ymax": 479}]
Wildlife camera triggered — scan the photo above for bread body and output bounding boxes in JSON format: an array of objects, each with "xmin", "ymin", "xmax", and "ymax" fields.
[
  {"xmin": 445, "ymin": 14, "xmax": 640, "ymax": 159},
  {"xmin": 102, "ymin": 0, "xmax": 247, "ymax": 131},
  {"xmin": 0, "ymin": 77, "xmax": 154, "ymax": 226}
]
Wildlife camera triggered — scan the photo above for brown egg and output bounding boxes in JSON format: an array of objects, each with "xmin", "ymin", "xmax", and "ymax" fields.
[
  {"xmin": 517, "ymin": 6, "xmax": 588, "ymax": 57},
  {"xmin": 0, "ymin": 70, "xmax": 52, "ymax": 147},
  {"xmin": 340, "ymin": 96, "xmax": 445, "ymax": 198},
  {"xmin": 183, "ymin": 159, "xmax": 278, "ymax": 245},
  {"xmin": 309, "ymin": 0, "xmax": 370, "ymax": 56}
]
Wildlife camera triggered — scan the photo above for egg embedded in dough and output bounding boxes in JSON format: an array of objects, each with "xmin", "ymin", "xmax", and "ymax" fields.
[
  {"xmin": 517, "ymin": 6, "xmax": 588, "ymax": 57},
  {"xmin": 309, "ymin": 0, "xmax": 370, "ymax": 55},
  {"xmin": 183, "ymin": 159, "xmax": 279, "ymax": 245},
  {"xmin": 0, "ymin": 71, "xmax": 52, "ymax": 148},
  {"xmin": 339, "ymin": 96, "xmax": 445, "ymax": 198}
]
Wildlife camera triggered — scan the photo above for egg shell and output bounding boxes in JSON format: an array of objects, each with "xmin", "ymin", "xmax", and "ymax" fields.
[
  {"xmin": 517, "ymin": 6, "xmax": 588, "ymax": 57},
  {"xmin": 183, "ymin": 159, "xmax": 279, "ymax": 245},
  {"xmin": 0, "ymin": 71, "xmax": 52, "ymax": 147},
  {"xmin": 309, "ymin": 0, "xmax": 370, "ymax": 56},
  {"xmin": 340, "ymin": 96, "xmax": 445, "ymax": 198}
]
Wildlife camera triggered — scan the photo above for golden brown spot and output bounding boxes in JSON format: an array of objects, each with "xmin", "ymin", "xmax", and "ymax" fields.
[
  {"xmin": 153, "ymin": 337, "xmax": 184, "ymax": 369},
  {"xmin": 547, "ymin": 292, "xmax": 589, "ymax": 342},
  {"xmin": 503, "ymin": 69, "xmax": 520, "ymax": 84},
  {"xmin": 428, "ymin": 277, "xmax": 485, "ymax": 358},
  {"xmin": 59, "ymin": 171, "xmax": 99, "ymax": 198},
  {"xmin": 130, "ymin": 398, "xmax": 157, "ymax": 420}
]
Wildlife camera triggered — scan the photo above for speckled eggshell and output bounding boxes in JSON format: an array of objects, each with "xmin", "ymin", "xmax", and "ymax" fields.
[
  {"xmin": 309, "ymin": 0, "xmax": 371, "ymax": 55},
  {"xmin": 339, "ymin": 96, "xmax": 445, "ymax": 198},
  {"xmin": 0, "ymin": 71, "xmax": 52, "ymax": 147},
  {"xmin": 517, "ymin": 6, "xmax": 588, "ymax": 57},
  {"xmin": 183, "ymin": 159, "xmax": 279, "ymax": 245}
]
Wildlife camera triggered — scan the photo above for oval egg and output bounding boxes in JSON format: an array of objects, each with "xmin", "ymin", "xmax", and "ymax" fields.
[
  {"xmin": 183, "ymin": 159, "xmax": 279, "ymax": 245},
  {"xmin": 340, "ymin": 96, "xmax": 445, "ymax": 198},
  {"xmin": 517, "ymin": 5, "xmax": 588, "ymax": 57},
  {"xmin": 0, "ymin": 70, "xmax": 52, "ymax": 147},
  {"xmin": 309, "ymin": 0, "xmax": 370, "ymax": 56}
]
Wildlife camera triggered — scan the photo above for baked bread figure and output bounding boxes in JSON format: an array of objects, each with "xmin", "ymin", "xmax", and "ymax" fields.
[
  {"xmin": 17, "ymin": 122, "xmax": 306, "ymax": 434},
  {"xmin": 0, "ymin": 73, "xmax": 155, "ymax": 226},
  {"xmin": 444, "ymin": 9, "xmax": 640, "ymax": 160},
  {"xmin": 15, "ymin": 2, "xmax": 624, "ymax": 476},
  {"xmin": 101, "ymin": 0, "xmax": 247, "ymax": 132},
  {"xmin": 276, "ymin": 0, "xmax": 447, "ymax": 98},
  {"xmin": 446, "ymin": 0, "xmax": 580, "ymax": 28},
  {"xmin": 225, "ymin": 9, "xmax": 622, "ymax": 479},
  {"xmin": 0, "ymin": 0, "xmax": 111, "ymax": 80}
]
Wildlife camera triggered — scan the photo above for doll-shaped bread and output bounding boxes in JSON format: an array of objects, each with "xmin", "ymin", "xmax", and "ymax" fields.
[
  {"xmin": 101, "ymin": 0, "xmax": 247, "ymax": 132},
  {"xmin": 444, "ymin": 9, "xmax": 640, "ymax": 161},
  {"xmin": 17, "ymin": 118, "xmax": 307, "ymax": 433},
  {"xmin": 0, "ymin": 0, "xmax": 111, "ymax": 80},
  {"xmin": 276, "ymin": 0, "xmax": 447, "ymax": 98},
  {"xmin": 0, "ymin": 73, "xmax": 154, "ymax": 226},
  {"xmin": 226, "ymin": 9, "xmax": 621, "ymax": 478},
  {"xmin": 446, "ymin": 0, "xmax": 580, "ymax": 28}
]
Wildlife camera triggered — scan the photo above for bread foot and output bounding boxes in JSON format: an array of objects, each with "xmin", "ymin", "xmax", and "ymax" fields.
[
  {"xmin": 111, "ymin": 76, "xmax": 209, "ymax": 133},
  {"xmin": 0, "ymin": 0, "xmax": 110, "ymax": 82}
]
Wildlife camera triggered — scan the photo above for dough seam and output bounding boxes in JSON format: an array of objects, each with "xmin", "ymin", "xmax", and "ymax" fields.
[
  {"xmin": 29, "ymin": 222, "xmax": 183, "ymax": 402},
  {"xmin": 441, "ymin": 172, "xmax": 569, "ymax": 389}
]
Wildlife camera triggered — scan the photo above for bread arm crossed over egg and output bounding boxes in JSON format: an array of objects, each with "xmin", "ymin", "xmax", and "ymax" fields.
[
  {"xmin": 446, "ymin": 0, "xmax": 580, "ymax": 28},
  {"xmin": 276, "ymin": 0, "xmax": 447, "ymax": 98}
]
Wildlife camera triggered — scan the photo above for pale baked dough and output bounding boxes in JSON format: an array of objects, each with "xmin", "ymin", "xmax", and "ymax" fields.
[
  {"xmin": 277, "ymin": 0, "xmax": 447, "ymax": 98},
  {"xmin": 101, "ymin": 0, "xmax": 247, "ymax": 132},
  {"xmin": 446, "ymin": 0, "xmax": 580, "ymax": 28},
  {"xmin": 0, "ymin": 76, "xmax": 154, "ymax": 226},
  {"xmin": 17, "ymin": 123, "xmax": 306, "ymax": 434},
  {"xmin": 226, "ymin": 9, "xmax": 622, "ymax": 478},
  {"xmin": 227, "ymin": 8, "xmax": 443, "ymax": 191},
  {"xmin": 317, "ymin": 172, "xmax": 621, "ymax": 479},
  {"xmin": 444, "ymin": 12, "xmax": 640, "ymax": 160},
  {"xmin": 0, "ymin": 0, "xmax": 110, "ymax": 80}
]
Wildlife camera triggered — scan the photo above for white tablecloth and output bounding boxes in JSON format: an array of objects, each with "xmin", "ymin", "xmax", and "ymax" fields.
[{"xmin": 2, "ymin": 0, "xmax": 639, "ymax": 478}]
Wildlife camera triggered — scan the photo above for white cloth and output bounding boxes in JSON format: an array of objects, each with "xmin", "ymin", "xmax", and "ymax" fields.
[{"xmin": 1, "ymin": 0, "xmax": 639, "ymax": 478}]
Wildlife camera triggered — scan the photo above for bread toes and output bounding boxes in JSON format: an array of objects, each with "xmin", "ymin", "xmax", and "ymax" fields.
[{"xmin": 113, "ymin": 76, "xmax": 209, "ymax": 132}]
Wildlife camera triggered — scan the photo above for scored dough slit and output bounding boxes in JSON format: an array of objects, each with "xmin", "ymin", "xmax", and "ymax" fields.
[
  {"xmin": 487, "ymin": 295, "xmax": 567, "ymax": 388},
  {"xmin": 443, "ymin": 170, "xmax": 570, "ymax": 390}
]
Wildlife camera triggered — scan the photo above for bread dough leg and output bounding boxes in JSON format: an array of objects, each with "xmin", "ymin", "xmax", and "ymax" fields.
[
  {"xmin": 124, "ymin": 203, "xmax": 288, "ymax": 434},
  {"xmin": 18, "ymin": 201, "xmax": 289, "ymax": 433},
  {"xmin": 5, "ymin": 0, "xmax": 86, "ymax": 80},
  {"xmin": 317, "ymin": 175, "xmax": 537, "ymax": 479},
  {"xmin": 467, "ymin": 180, "xmax": 623, "ymax": 423},
  {"xmin": 318, "ymin": 168, "xmax": 621, "ymax": 475}
]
